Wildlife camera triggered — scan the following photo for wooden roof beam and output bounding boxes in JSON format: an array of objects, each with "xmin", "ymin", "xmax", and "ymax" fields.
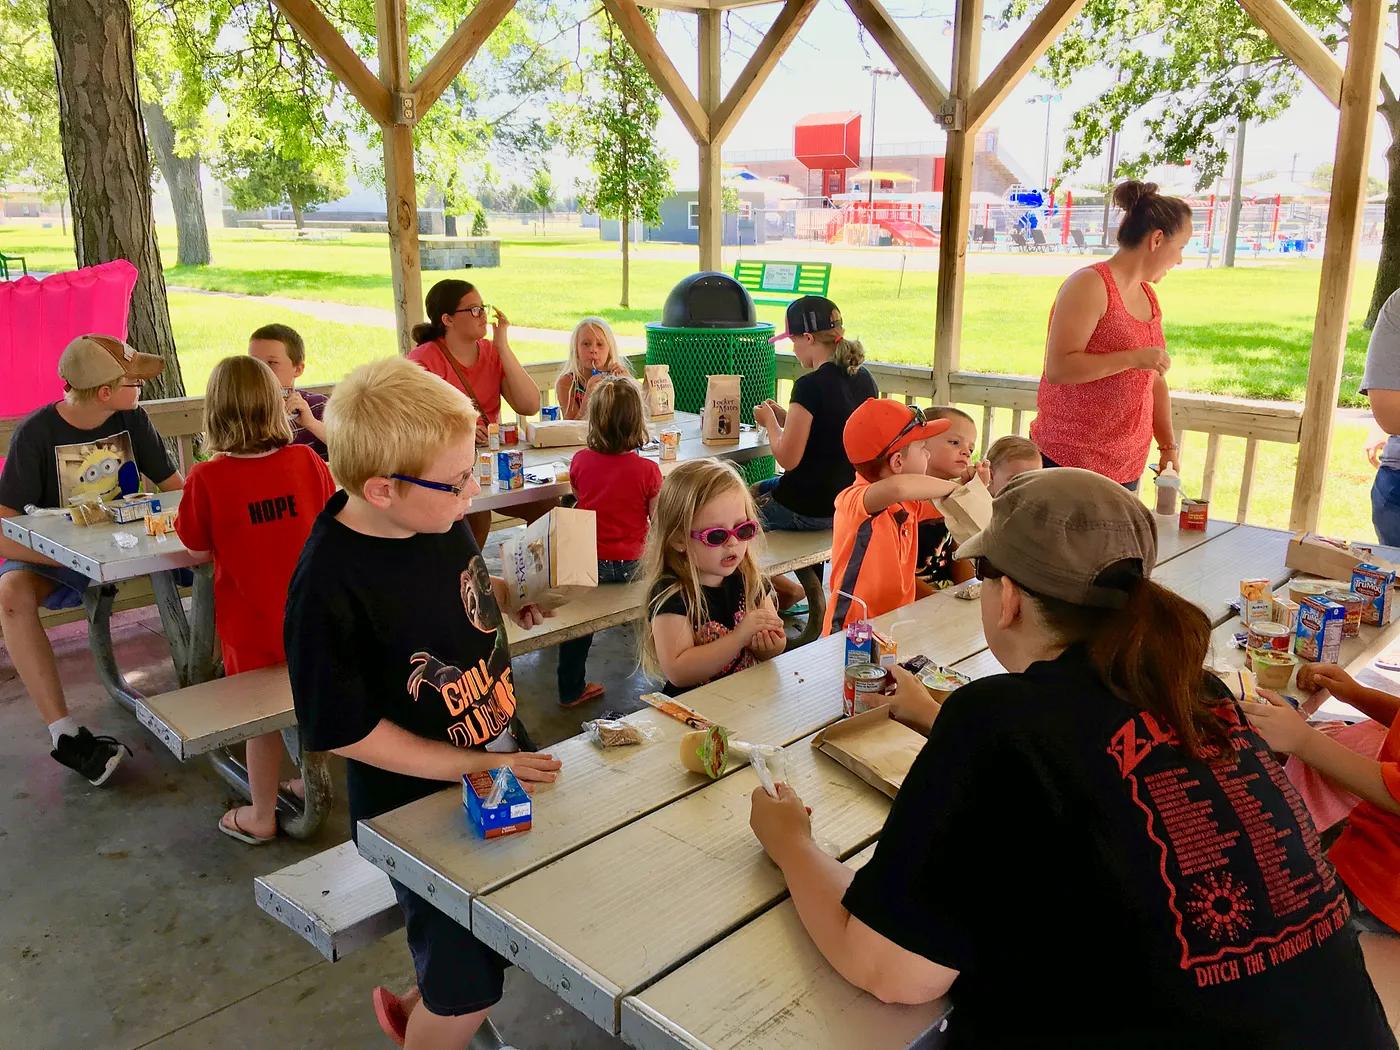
[
  {"xmin": 969, "ymin": 0, "xmax": 1086, "ymax": 131},
  {"xmin": 411, "ymin": 0, "xmax": 519, "ymax": 115},
  {"xmin": 842, "ymin": 0, "xmax": 949, "ymax": 116},
  {"xmin": 271, "ymin": 0, "xmax": 392, "ymax": 125},
  {"xmin": 1237, "ymin": 0, "xmax": 1343, "ymax": 108},
  {"xmin": 601, "ymin": 0, "xmax": 710, "ymax": 142},
  {"xmin": 711, "ymin": 0, "xmax": 819, "ymax": 143}
]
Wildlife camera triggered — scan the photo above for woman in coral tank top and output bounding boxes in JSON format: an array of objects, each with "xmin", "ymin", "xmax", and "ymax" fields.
[{"xmin": 1030, "ymin": 181, "xmax": 1193, "ymax": 489}]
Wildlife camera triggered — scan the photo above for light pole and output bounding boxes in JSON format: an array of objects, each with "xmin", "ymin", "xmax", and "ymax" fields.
[
  {"xmin": 1027, "ymin": 92, "xmax": 1062, "ymax": 191},
  {"xmin": 862, "ymin": 65, "xmax": 899, "ymax": 245}
]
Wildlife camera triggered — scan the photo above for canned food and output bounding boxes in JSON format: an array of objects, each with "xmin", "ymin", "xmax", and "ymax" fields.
[
  {"xmin": 502, "ymin": 421, "xmax": 519, "ymax": 446},
  {"xmin": 496, "ymin": 450, "xmax": 524, "ymax": 491},
  {"xmin": 1325, "ymin": 588, "xmax": 1365, "ymax": 639},
  {"xmin": 477, "ymin": 453, "xmax": 493, "ymax": 486},
  {"xmin": 540, "ymin": 405, "xmax": 560, "ymax": 422},
  {"xmin": 1179, "ymin": 498, "xmax": 1209, "ymax": 531},
  {"xmin": 659, "ymin": 427, "xmax": 681, "ymax": 462},
  {"xmin": 843, "ymin": 663, "xmax": 889, "ymax": 718},
  {"xmin": 1246, "ymin": 620, "xmax": 1293, "ymax": 653}
]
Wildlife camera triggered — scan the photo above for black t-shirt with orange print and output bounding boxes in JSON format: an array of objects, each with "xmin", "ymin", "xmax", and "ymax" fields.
[{"xmin": 287, "ymin": 490, "xmax": 517, "ymax": 837}]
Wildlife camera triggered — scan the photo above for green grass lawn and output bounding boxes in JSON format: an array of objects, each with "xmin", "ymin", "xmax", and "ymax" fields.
[{"xmin": 1, "ymin": 222, "xmax": 1383, "ymax": 541}]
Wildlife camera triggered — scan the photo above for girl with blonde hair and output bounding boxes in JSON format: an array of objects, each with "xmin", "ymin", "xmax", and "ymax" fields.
[{"xmin": 555, "ymin": 316, "xmax": 630, "ymax": 420}]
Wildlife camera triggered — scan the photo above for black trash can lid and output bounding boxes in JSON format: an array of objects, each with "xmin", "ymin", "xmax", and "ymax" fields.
[{"xmin": 662, "ymin": 271, "xmax": 757, "ymax": 329}]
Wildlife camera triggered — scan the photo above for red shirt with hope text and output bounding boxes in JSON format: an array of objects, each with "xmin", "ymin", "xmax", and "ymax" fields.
[
  {"xmin": 569, "ymin": 448, "xmax": 662, "ymax": 561},
  {"xmin": 175, "ymin": 445, "xmax": 335, "ymax": 673}
]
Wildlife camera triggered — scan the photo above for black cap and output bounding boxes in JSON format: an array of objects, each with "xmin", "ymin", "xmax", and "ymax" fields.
[{"xmin": 773, "ymin": 296, "xmax": 840, "ymax": 342}]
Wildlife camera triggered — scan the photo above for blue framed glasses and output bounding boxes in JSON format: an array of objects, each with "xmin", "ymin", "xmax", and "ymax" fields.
[{"xmin": 391, "ymin": 472, "xmax": 472, "ymax": 496}]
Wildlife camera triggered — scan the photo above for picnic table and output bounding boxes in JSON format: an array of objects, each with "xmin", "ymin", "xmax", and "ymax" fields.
[
  {"xmin": 0, "ymin": 413, "xmax": 767, "ymax": 834},
  {"xmin": 356, "ymin": 519, "xmax": 1360, "ymax": 1049}
]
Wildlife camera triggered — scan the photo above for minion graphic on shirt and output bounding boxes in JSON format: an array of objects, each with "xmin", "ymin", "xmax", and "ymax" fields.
[{"xmin": 54, "ymin": 435, "xmax": 139, "ymax": 504}]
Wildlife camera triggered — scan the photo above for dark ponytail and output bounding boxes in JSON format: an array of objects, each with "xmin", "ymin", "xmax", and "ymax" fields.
[
  {"xmin": 1114, "ymin": 180, "xmax": 1192, "ymax": 249},
  {"xmin": 1032, "ymin": 567, "xmax": 1231, "ymax": 761},
  {"xmin": 411, "ymin": 279, "xmax": 477, "ymax": 345}
]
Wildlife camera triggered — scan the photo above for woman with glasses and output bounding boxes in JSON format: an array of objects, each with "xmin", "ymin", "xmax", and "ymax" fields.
[
  {"xmin": 750, "ymin": 467, "xmax": 1396, "ymax": 1050},
  {"xmin": 409, "ymin": 279, "xmax": 548, "ymax": 544}
]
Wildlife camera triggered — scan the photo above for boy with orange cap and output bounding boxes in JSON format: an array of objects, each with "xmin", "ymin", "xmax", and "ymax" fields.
[{"xmin": 823, "ymin": 398, "xmax": 959, "ymax": 634}]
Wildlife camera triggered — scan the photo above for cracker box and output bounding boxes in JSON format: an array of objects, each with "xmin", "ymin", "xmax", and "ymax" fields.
[
  {"xmin": 1240, "ymin": 579, "xmax": 1272, "ymax": 626},
  {"xmin": 1294, "ymin": 595, "xmax": 1344, "ymax": 663},
  {"xmin": 462, "ymin": 769, "xmax": 533, "ymax": 839},
  {"xmin": 1351, "ymin": 563, "xmax": 1397, "ymax": 627},
  {"xmin": 1271, "ymin": 596, "xmax": 1300, "ymax": 634}
]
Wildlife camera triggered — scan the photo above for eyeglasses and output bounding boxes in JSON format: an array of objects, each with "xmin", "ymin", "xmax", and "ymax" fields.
[
  {"xmin": 875, "ymin": 404, "xmax": 928, "ymax": 461},
  {"xmin": 452, "ymin": 305, "xmax": 491, "ymax": 319},
  {"xmin": 391, "ymin": 471, "xmax": 474, "ymax": 496},
  {"xmin": 690, "ymin": 520, "xmax": 760, "ymax": 547}
]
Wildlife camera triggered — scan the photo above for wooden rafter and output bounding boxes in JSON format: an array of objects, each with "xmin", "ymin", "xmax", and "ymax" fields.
[
  {"xmin": 272, "ymin": 0, "xmax": 392, "ymax": 126},
  {"xmin": 710, "ymin": 0, "xmax": 819, "ymax": 144},
  {"xmin": 601, "ymin": 0, "xmax": 711, "ymax": 143},
  {"xmin": 841, "ymin": 0, "xmax": 949, "ymax": 116},
  {"xmin": 969, "ymin": 0, "xmax": 1087, "ymax": 131},
  {"xmin": 1237, "ymin": 0, "xmax": 1343, "ymax": 108},
  {"xmin": 411, "ymin": 0, "xmax": 519, "ymax": 115}
]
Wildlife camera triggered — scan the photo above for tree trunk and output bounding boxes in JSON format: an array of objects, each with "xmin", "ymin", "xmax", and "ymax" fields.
[
  {"xmin": 49, "ymin": 0, "xmax": 185, "ymax": 400},
  {"xmin": 1366, "ymin": 101, "xmax": 1400, "ymax": 328},
  {"xmin": 621, "ymin": 215, "xmax": 630, "ymax": 308},
  {"xmin": 142, "ymin": 100, "xmax": 210, "ymax": 267},
  {"xmin": 290, "ymin": 197, "xmax": 306, "ymax": 229},
  {"xmin": 445, "ymin": 213, "xmax": 458, "ymax": 236}
]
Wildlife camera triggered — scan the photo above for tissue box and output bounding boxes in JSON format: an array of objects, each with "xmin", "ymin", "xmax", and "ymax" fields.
[
  {"xmin": 526, "ymin": 419, "xmax": 589, "ymax": 448},
  {"xmin": 462, "ymin": 769, "xmax": 532, "ymax": 839}
]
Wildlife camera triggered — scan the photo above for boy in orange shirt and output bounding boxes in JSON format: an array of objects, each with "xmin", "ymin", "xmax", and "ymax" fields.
[{"xmin": 823, "ymin": 399, "xmax": 959, "ymax": 634}]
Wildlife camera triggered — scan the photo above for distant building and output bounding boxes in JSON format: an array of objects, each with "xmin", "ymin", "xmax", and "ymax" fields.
[{"xmin": 598, "ymin": 189, "xmax": 766, "ymax": 246}]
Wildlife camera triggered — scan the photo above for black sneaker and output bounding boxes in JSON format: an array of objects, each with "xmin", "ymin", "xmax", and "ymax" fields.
[{"xmin": 51, "ymin": 728, "xmax": 131, "ymax": 786}]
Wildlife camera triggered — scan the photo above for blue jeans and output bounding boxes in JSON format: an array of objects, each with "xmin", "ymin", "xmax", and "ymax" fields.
[
  {"xmin": 0, "ymin": 560, "xmax": 91, "ymax": 610},
  {"xmin": 1040, "ymin": 453, "xmax": 1141, "ymax": 493},
  {"xmin": 754, "ymin": 477, "xmax": 834, "ymax": 531},
  {"xmin": 557, "ymin": 559, "xmax": 639, "ymax": 704},
  {"xmin": 1372, "ymin": 467, "xmax": 1400, "ymax": 547}
]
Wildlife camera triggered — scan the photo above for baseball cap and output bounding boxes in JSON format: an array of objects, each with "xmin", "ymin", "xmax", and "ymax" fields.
[
  {"xmin": 58, "ymin": 334, "xmax": 164, "ymax": 389},
  {"xmin": 955, "ymin": 467, "xmax": 1158, "ymax": 609},
  {"xmin": 770, "ymin": 295, "xmax": 841, "ymax": 343},
  {"xmin": 843, "ymin": 398, "xmax": 951, "ymax": 465}
]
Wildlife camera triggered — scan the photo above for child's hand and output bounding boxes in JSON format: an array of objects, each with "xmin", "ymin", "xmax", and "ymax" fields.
[
  {"xmin": 492, "ymin": 306, "xmax": 510, "ymax": 348},
  {"xmin": 738, "ymin": 606, "xmax": 785, "ymax": 645},
  {"xmin": 1244, "ymin": 690, "xmax": 1316, "ymax": 756},
  {"xmin": 510, "ymin": 603, "xmax": 554, "ymax": 630},
  {"xmin": 750, "ymin": 626, "xmax": 787, "ymax": 657},
  {"xmin": 884, "ymin": 665, "xmax": 941, "ymax": 734},
  {"xmin": 286, "ymin": 389, "xmax": 312, "ymax": 421},
  {"xmin": 1297, "ymin": 662, "xmax": 1358, "ymax": 700},
  {"xmin": 750, "ymin": 782, "xmax": 812, "ymax": 866},
  {"xmin": 753, "ymin": 401, "xmax": 777, "ymax": 430},
  {"xmin": 499, "ymin": 751, "xmax": 562, "ymax": 792},
  {"xmin": 971, "ymin": 460, "xmax": 991, "ymax": 487}
]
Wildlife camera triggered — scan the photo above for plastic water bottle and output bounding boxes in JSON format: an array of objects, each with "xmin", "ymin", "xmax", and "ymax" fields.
[{"xmin": 1154, "ymin": 465, "xmax": 1181, "ymax": 516}]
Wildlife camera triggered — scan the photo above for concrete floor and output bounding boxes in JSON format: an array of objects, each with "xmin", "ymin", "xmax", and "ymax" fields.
[{"xmin": 0, "ymin": 527, "xmax": 754, "ymax": 1049}]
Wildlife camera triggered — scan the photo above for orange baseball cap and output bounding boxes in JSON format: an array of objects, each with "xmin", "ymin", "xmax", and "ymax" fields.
[{"xmin": 843, "ymin": 398, "xmax": 951, "ymax": 465}]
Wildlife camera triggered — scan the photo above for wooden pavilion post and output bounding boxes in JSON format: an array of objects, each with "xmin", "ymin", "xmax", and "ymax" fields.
[
  {"xmin": 1287, "ymin": 0, "xmax": 1385, "ymax": 530},
  {"xmin": 697, "ymin": 9, "xmax": 724, "ymax": 271},
  {"xmin": 376, "ymin": 0, "xmax": 423, "ymax": 355}
]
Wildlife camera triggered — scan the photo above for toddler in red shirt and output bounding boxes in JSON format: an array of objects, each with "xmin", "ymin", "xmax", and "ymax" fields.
[
  {"xmin": 559, "ymin": 375, "xmax": 662, "ymax": 707},
  {"xmin": 175, "ymin": 356, "xmax": 335, "ymax": 844}
]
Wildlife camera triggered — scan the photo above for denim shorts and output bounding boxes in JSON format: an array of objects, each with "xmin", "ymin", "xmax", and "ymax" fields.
[
  {"xmin": 1371, "ymin": 466, "xmax": 1400, "ymax": 547},
  {"xmin": 0, "ymin": 560, "xmax": 91, "ymax": 610},
  {"xmin": 754, "ymin": 477, "xmax": 834, "ymax": 531}
]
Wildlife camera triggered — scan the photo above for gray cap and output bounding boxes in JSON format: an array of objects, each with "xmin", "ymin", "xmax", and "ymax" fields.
[{"xmin": 956, "ymin": 467, "xmax": 1158, "ymax": 608}]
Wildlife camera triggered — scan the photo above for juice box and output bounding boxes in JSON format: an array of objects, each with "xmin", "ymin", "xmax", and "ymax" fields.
[
  {"xmin": 1294, "ymin": 595, "xmax": 1344, "ymax": 663},
  {"xmin": 462, "ymin": 768, "xmax": 532, "ymax": 839},
  {"xmin": 844, "ymin": 621, "xmax": 897, "ymax": 670},
  {"xmin": 1351, "ymin": 563, "xmax": 1396, "ymax": 627},
  {"xmin": 1240, "ymin": 579, "xmax": 1272, "ymax": 626},
  {"xmin": 496, "ymin": 450, "xmax": 523, "ymax": 491},
  {"xmin": 1271, "ymin": 596, "xmax": 1300, "ymax": 634}
]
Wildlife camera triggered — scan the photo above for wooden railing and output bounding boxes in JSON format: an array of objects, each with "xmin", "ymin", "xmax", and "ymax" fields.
[{"xmin": 2, "ymin": 354, "xmax": 1304, "ymax": 526}]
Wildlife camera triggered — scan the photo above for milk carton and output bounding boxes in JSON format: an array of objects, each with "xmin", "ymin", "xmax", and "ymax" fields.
[
  {"xmin": 1294, "ymin": 596, "xmax": 1344, "ymax": 663},
  {"xmin": 462, "ymin": 768, "xmax": 532, "ymax": 839},
  {"xmin": 1351, "ymin": 563, "xmax": 1396, "ymax": 627}
]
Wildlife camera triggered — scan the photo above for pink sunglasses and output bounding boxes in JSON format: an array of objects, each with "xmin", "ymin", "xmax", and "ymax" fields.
[{"xmin": 689, "ymin": 520, "xmax": 760, "ymax": 547}]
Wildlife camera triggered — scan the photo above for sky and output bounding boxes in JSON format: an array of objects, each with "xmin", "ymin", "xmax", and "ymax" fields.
[{"xmin": 543, "ymin": 2, "xmax": 1397, "ymax": 195}]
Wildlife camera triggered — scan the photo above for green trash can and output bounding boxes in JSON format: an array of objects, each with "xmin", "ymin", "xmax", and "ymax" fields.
[{"xmin": 644, "ymin": 322, "xmax": 776, "ymax": 483}]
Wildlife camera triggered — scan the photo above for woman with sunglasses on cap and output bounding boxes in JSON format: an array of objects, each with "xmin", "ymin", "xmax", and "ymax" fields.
[
  {"xmin": 750, "ymin": 467, "xmax": 1395, "ymax": 1050},
  {"xmin": 409, "ymin": 279, "xmax": 546, "ymax": 545},
  {"xmin": 1031, "ymin": 181, "xmax": 1191, "ymax": 490},
  {"xmin": 638, "ymin": 459, "xmax": 787, "ymax": 696}
]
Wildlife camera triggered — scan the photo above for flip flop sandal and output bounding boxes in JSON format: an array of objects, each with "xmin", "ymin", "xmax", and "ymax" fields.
[
  {"xmin": 218, "ymin": 808, "xmax": 276, "ymax": 845},
  {"xmin": 372, "ymin": 986, "xmax": 409, "ymax": 1047},
  {"xmin": 279, "ymin": 778, "xmax": 305, "ymax": 801},
  {"xmin": 780, "ymin": 601, "xmax": 809, "ymax": 617},
  {"xmin": 559, "ymin": 682, "xmax": 606, "ymax": 709}
]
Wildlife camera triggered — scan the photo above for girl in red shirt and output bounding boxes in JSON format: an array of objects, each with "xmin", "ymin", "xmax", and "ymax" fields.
[
  {"xmin": 559, "ymin": 376, "xmax": 662, "ymax": 707},
  {"xmin": 554, "ymin": 317, "xmax": 630, "ymax": 420},
  {"xmin": 175, "ymin": 356, "xmax": 335, "ymax": 844}
]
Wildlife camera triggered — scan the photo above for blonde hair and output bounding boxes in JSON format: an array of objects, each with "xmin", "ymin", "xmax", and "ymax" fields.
[
  {"xmin": 638, "ymin": 459, "xmax": 770, "ymax": 681},
  {"xmin": 204, "ymin": 356, "xmax": 293, "ymax": 455},
  {"xmin": 813, "ymin": 330, "xmax": 867, "ymax": 376},
  {"xmin": 986, "ymin": 435, "xmax": 1041, "ymax": 472},
  {"xmin": 560, "ymin": 317, "xmax": 621, "ymax": 385},
  {"xmin": 66, "ymin": 384, "xmax": 111, "ymax": 405},
  {"xmin": 325, "ymin": 357, "xmax": 478, "ymax": 495},
  {"xmin": 587, "ymin": 375, "xmax": 650, "ymax": 454}
]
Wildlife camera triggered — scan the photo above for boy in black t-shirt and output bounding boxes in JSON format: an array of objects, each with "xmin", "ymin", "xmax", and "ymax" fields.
[
  {"xmin": 285, "ymin": 357, "xmax": 560, "ymax": 1047},
  {"xmin": 0, "ymin": 335, "xmax": 181, "ymax": 786}
]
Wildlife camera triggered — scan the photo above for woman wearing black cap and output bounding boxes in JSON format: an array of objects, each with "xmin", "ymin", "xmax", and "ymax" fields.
[{"xmin": 750, "ymin": 468, "xmax": 1395, "ymax": 1049}]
